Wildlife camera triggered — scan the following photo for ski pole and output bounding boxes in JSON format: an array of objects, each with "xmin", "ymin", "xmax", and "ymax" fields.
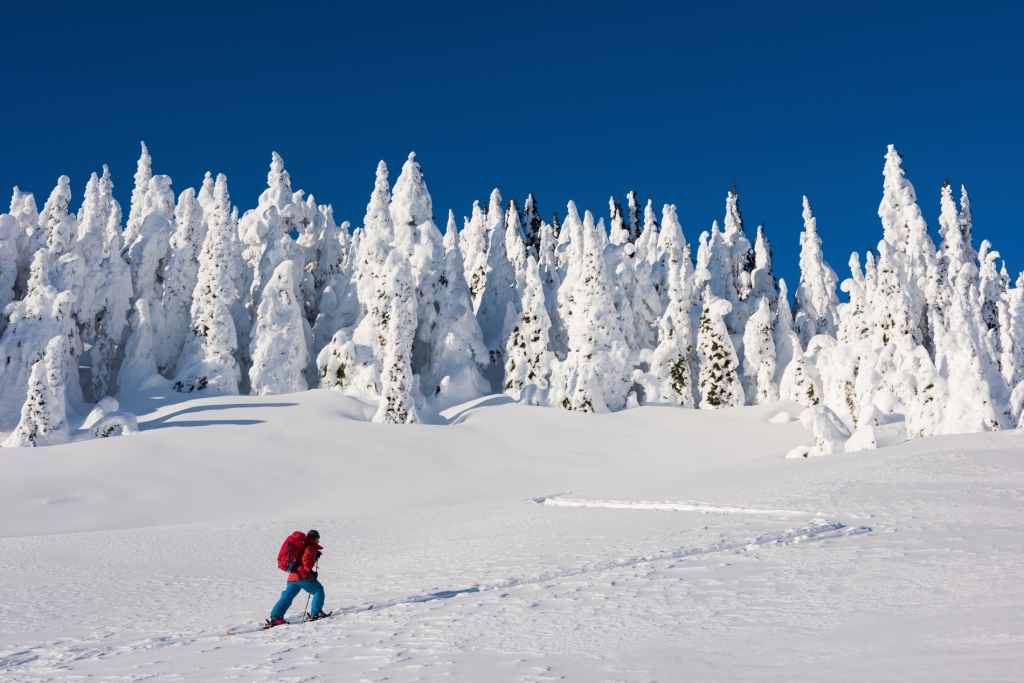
[{"xmin": 304, "ymin": 557, "xmax": 320, "ymax": 617}]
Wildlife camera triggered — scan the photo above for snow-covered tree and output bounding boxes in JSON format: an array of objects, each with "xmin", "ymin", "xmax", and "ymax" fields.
[
  {"xmin": 633, "ymin": 253, "xmax": 695, "ymax": 407},
  {"xmin": 172, "ymin": 174, "xmax": 241, "ymax": 395},
  {"xmin": 425, "ymin": 210, "xmax": 490, "ymax": 402},
  {"xmin": 523, "ymin": 193, "xmax": 543, "ymax": 253},
  {"xmin": 505, "ymin": 198, "xmax": 527, "ymax": 275},
  {"xmin": 626, "ymin": 191, "xmax": 642, "ymax": 243},
  {"xmin": 160, "ymin": 187, "xmax": 207, "ymax": 375},
  {"xmin": 249, "ymin": 260, "xmax": 309, "ymax": 395},
  {"xmin": 747, "ymin": 225, "xmax": 777, "ymax": 309},
  {"xmin": 793, "ymin": 197, "xmax": 839, "ymax": 345},
  {"xmin": 2, "ymin": 335, "xmax": 72, "ymax": 447},
  {"xmin": 32, "ymin": 176, "xmax": 75, "ymax": 260},
  {"xmin": 697, "ymin": 294, "xmax": 743, "ymax": 409},
  {"xmin": 373, "ymin": 249, "xmax": 419, "ymax": 424},
  {"xmin": 550, "ymin": 211, "xmax": 630, "ymax": 412},
  {"xmin": 0, "ymin": 251, "xmax": 79, "ymax": 429},
  {"xmin": 608, "ymin": 197, "xmax": 629, "ymax": 245},
  {"xmin": 742, "ymin": 296, "xmax": 779, "ymax": 404},
  {"xmin": 460, "ymin": 201, "xmax": 489, "ymax": 311},
  {"xmin": 9, "ymin": 186, "xmax": 38, "ymax": 300},
  {"xmin": 0, "ymin": 214, "xmax": 19, "ymax": 333},
  {"xmin": 504, "ymin": 255, "xmax": 553, "ymax": 400},
  {"xmin": 477, "ymin": 189, "xmax": 517, "ymax": 365},
  {"xmin": 124, "ymin": 142, "xmax": 153, "ymax": 247},
  {"xmin": 117, "ymin": 298, "xmax": 158, "ymax": 398}
]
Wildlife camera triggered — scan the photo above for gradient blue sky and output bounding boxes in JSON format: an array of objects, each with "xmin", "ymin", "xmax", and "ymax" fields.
[{"xmin": 1, "ymin": 1, "xmax": 1021, "ymax": 292}]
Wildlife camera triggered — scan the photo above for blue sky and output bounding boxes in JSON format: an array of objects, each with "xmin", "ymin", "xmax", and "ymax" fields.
[{"xmin": 1, "ymin": 1, "xmax": 1021, "ymax": 292}]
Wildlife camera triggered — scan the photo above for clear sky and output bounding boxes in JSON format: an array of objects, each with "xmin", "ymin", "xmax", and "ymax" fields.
[{"xmin": 1, "ymin": 1, "xmax": 1021, "ymax": 292}]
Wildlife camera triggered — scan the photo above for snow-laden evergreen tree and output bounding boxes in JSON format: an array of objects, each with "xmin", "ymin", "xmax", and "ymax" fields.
[
  {"xmin": 877, "ymin": 144, "xmax": 933, "ymax": 346},
  {"xmin": 425, "ymin": 212, "xmax": 490, "ymax": 402},
  {"xmin": 550, "ymin": 211, "xmax": 630, "ymax": 412},
  {"xmin": 742, "ymin": 296, "xmax": 779, "ymax": 404},
  {"xmin": 523, "ymin": 193, "xmax": 543, "ymax": 253},
  {"xmin": 608, "ymin": 197, "xmax": 629, "ymax": 245},
  {"xmin": 159, "ymin": 187, "xmax": 207, "ymax": 375},
  {"xmin": 537, "ymin": 219, "xmax": 567, "ymax": 358},
  {"xmin": 793, "ymin": 197, "xmax": 840, "ymax": 345},
  {"xmin": 838, "ymin": 253, "xmax": 871, "ymax": 345},
  {"xmin": 719, "ymin": 187, "xmax": 753, "ymax": 333},
  {"xmin": 249, "ymin": 260, "xmax": 309, "ymax": 395},
  {"xmin": 976, "ymin": 240, "xmax": 1005, "ymax": 373},
  {"xmin": 0, "ymin": 214, "xmax": 19, "ymax": 334},
  {"xmin": 373, "ymin": 249, "xmax": 419, "ymax": 424},
  {"xmin": 117, "ymin": 298, "xmax": 158, "ymax": 398},
  {"xmin": 311, "ymin": 209, "xmax": 358, "ymax": 359},
  {"xmin": 504, "ymin": 255, "xmax": 553, "ymax": 400},
  {"xmin": 477, "ymin": 189, "xmax": 517, "ymax": 368},
  {"xmin": 505, "ymin": 198, "xmax": 527, "ymax": 275},
  {"xmin": 554, "ymin": 201, "xmax": 586, "ymax": 352},
  {"xmin": 936, "ymin": 261, "xmax": 1001, "ymax": 433},
  {"xmin": 747, "ymin": 225, "xmax": 777, "ymax": 309},
  {"xmin": 633, "ymin": 251, "xmax": 695, "ymax": 407},
  {"xmin": 124, "ymin": 142, "xmax": 153, "ymax": 247},
  {"xmin": 635, "ymin": 200, "xmax": 661, "ymax": 282},
  {"xmin": 319, "ymin": 161, "xmax": 398, "ymax": 404},
  {"xmin": 460, "ymin": 201, "xmax": 489, "ymax": 311},
  {"xmin": 697, "ymin": 293, "xmax": 743, "ymax": 409},
  {"xmin": 389, "ymin": 152, "xmax": 445, "ymax": 392},
  {"xmin": 626, "ymin": 191, "xmax": 642, "ymax": 243},
  {"xmin": 32, "ymin": 176, "xmax": 75, "ymax": 260},
  {"xmin": 775, "ymin": 279, "xmax": 822, "ymax": 407},
  {"xmin": 172, "ymin": 175, "xmax": 241, "ymax": 395},
  {"xmin": 2, "ymin": 335, "xmax": 72, "ymax": 447},
  {"xmin": 9, "ymin": 186, "xmax": 38, "ymax": 300},
  {"xmin": 0, "ymin": 251, "xmax": 79, "ymax": 429}
]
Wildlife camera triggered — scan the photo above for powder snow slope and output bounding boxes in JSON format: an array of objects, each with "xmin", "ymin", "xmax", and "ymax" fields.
[{"xmin": 1, "ymin": 390, "xmax": 1022, "ymax": 682}]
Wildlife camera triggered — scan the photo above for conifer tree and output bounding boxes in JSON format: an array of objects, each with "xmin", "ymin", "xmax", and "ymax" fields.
[
  {"xmin": 373, "ymin": 249, "xmax": 419, "ymax": 424},
  {"xmin": 743, "ymin": 296, "xmax": 779, "ymax": 404},
  {"xmin": 173, "ymin": 175, "xmax": 241, "ymax": 395},
  {"xmin": 2, "ymin": 335, "xmax": 72, "ymax": 447},
  {"xmin": 608, "ymin": 197, "xmax": 629, "ymax": 245},
  {"xmin": 117, "ymin": 298, "xmax": 158, "ymax": 398},
  {"xmin": 793, "ymin": 197, "xmax": 840, "ymax": 345},
  {"xmin": 551, "ymin": 211, "xmax": 630, "ymax": 412},
  {"xmin": 249, "ymin": 260, "xmax": 309, "ymax": 395},
  {"xmin": 10, "ymin": 186, "xmax": 38, "ymax": 300},
  {"xmin": 32, "ymin": 176, "xmax": 75, "ymax": 260},
  {"xmin": 477, "ymin": 189, "xmax": 517, "ymax": 366},
  {"xmin": 838, "ymin": 253, "xmax": 871, "ymax": 345},
  {"xmin": 505, "ymin": 198, "xmax": 527, "ymax": 275},
  {"xmin": 626, "ymin": 191, "xmax": 642, "ymax": 243},
  {"xmin": 523, "ymin": 193, "xmax": 543, "ymax": 252},
  {"xmin": 426, "ymin": 212, "xmax": 490, "ymax": 402},
  {"xmin": 0, "ymin": 214, "xmax": 19, "ymax": 333},
  {"xmin": 124, "ymin": 142, "xmax": 153, "ymax": 247},
  {"xmin": 160, "ymin": 187, "xmax": 207, "ymax": 375},
  {"xmin": 748, "ymin": 225, "xmax": 777, "ymax": 308},
  {"xmin": 634, "ymin": 255, "xmax": 695, "ymax": 407},
  {"xmin": 504, "ymin": 255, "xmax": 553, "ymax": 400},
  {"xmin": 697, "ymin": 293, "xmax": 743, "ymax": 409},
  {"xmin": 537, "ymin": 219, "xmax": 567, "ymax": 358},
  {"xmin": 88, "ymin": 193, "xmax": 133, "ymax": 401},
  {"xmin": 459, "ymin": 201, "xmax": 489, "ymax": 311},
  {"xmin": 351, "ymin": 161, "xmax": 394, "ymax": 369}
]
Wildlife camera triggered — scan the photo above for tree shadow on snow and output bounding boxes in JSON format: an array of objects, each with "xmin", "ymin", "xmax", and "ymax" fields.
[{"xmin": 139, "ymin": 403, "xmax": 297, "ymax": 431}]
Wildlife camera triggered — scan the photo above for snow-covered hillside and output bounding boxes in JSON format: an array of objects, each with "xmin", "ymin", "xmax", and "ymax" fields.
[{"xmin": 1, "ymin": 391, "xmax": 1022, "ymax": 681}]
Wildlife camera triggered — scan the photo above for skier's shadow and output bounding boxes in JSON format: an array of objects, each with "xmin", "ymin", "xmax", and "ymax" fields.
[{"xmin": 140, "ymin": 403, "xmax": 297, "ymax": 431}]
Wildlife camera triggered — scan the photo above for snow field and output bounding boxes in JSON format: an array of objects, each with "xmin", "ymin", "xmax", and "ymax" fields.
[{"xmin": 2, "ymin": 390, "xmax": 1023, "ymax": 681}]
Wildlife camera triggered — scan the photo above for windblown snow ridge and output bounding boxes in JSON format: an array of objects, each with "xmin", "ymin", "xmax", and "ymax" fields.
[{"xmin": 533, "ymin": 495, "xmax": 808, "ymax": 517}]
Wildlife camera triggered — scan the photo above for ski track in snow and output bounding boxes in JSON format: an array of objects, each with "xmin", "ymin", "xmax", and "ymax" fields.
[
  {"xmin": 0, "ymin": 520, "xmax": 869, "ymax": 671},
  {"xmin": 533, "ymin": 494, "xmax": 811, "ymax": 516}
]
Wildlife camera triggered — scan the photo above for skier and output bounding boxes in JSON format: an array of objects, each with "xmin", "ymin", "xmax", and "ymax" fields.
[{"xmin": 267, "ymin": 529, "xmax": 327, "ymax": 627}]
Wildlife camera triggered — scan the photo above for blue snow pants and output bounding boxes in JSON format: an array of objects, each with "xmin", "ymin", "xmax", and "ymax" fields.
[{"xmin": 270, "ymin": 578, "xmax": 324, "ymax": 620}]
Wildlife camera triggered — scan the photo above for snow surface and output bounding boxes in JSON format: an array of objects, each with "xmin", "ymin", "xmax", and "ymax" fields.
[{"xmin": 1, "ymin": 389, "xmax": 1023, "ymax": 681}]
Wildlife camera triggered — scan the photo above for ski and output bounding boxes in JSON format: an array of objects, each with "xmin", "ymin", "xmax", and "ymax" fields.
[{"xmin": 225, "ymin": 604, "xmax": 373, "ymax": 636}]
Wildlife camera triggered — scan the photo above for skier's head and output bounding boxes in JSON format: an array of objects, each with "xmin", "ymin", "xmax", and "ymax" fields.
[{"xmin": 306, "ymin": 529, "xmax": 320, "ymax": 541}]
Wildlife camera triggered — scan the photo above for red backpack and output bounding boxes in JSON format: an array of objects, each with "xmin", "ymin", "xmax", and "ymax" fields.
[{"xmin": 277, "ymin": 531, "xmax": 308, "ymax": 572}]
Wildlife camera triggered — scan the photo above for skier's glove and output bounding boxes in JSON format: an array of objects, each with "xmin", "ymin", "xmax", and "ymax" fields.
[
  {"xmin": 309, "ymin": 571, "xmax": 318, "ymax": 581},
  {"xmin": 316, "ymin": 551, "xmax": 322, "ymax": 559}
]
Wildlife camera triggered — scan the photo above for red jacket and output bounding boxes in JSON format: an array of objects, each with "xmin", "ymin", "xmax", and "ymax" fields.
[{"xmin": 288, "ymin": 540, "xmax": 322, "ymax": 582}]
